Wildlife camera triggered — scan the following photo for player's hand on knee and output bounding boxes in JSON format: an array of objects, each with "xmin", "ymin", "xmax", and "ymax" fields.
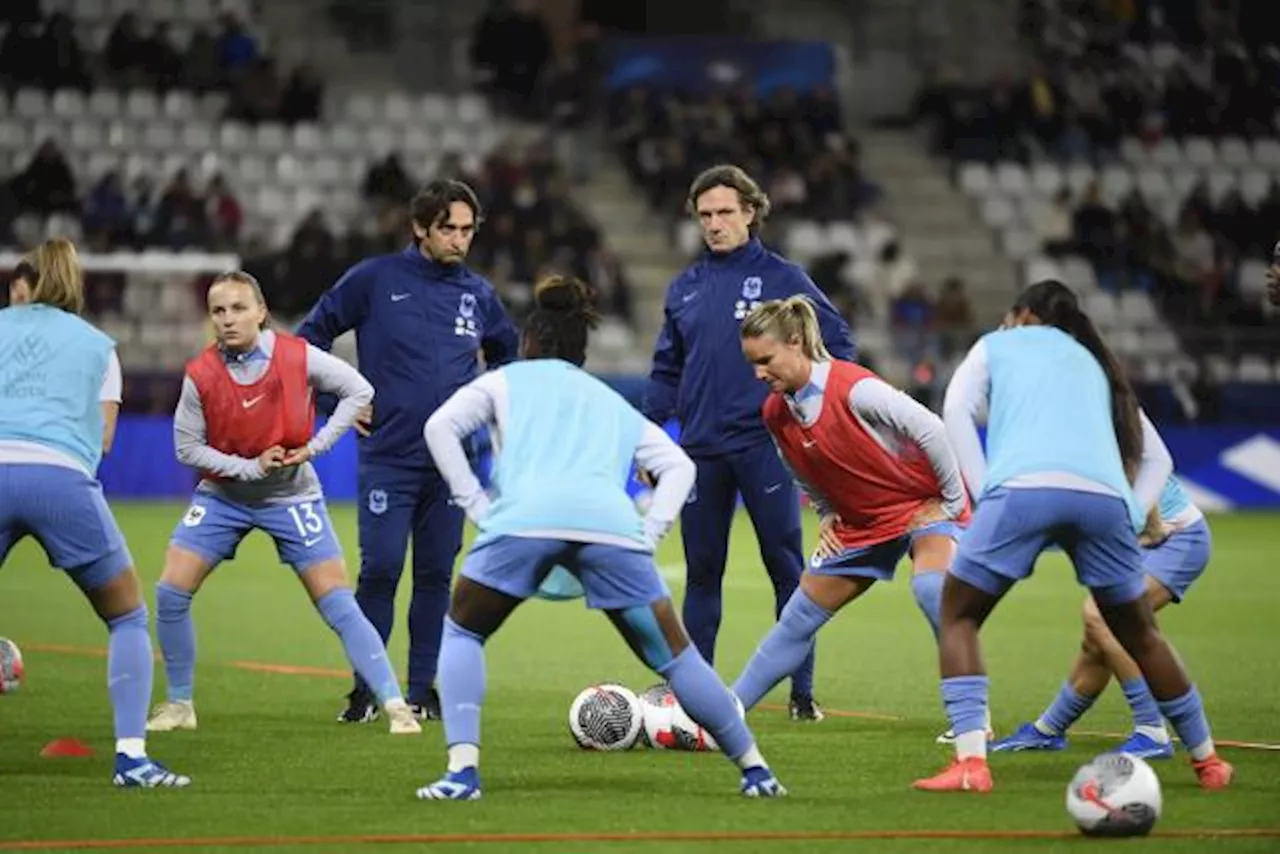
[
  {"xmin": 281, "ymin": 446, "xmax": 313, "ymax": 467},
  {"xmin": 816, "ymin": 514, "xmax": 843, "ymax": 559},
  {"xmin": 354, "ymin": 404, "xmax": 374, "ymax": 437},
  {"xmin": 257, "ymin": 445, "xmax": 286, "ymax": 475}
]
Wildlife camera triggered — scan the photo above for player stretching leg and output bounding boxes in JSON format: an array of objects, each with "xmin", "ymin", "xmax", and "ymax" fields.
[
  {"xmin": 729, "ymin": 296, "xmax": 970, "ymax": 718},
  {"xmin": 993, "ymin": 464, "xmax": 1212, "ymax": 759},
  {"xmin": 417, "ymin": 276, "xmax": 785, "ymax": 800},
  {"xmin": 915, "ymin": 279, "xmax": 1232, "ymax": 793},
  {"xmin": 0, "ymin": 238, "xmax": 188, "ymax": 786},
  {"xmin": 146, "ymin": 272, "xmax": 418, "ymax": 736}
]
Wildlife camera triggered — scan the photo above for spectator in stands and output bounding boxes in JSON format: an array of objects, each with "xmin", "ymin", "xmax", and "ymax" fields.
[
  {"xmin": 103, "ymin": 11, "xmax": 146, "ymax": 85},
  {"xmin": 153, "ymin": 169, "xmax": 208, "ymax": 250},
  {"xmin": 183, "ymin": 26, "xmax": 221, "ymax": 92},
  {"xmin": 470, "ymin": 0, "xmax": 552, "ymax": 117},
  {"xmin": 129, "ymin": 174, "xmax": 160, "ymax": 245},
  {"xmin": 36, "ymin": 12, "xmax": 90, "ymax": 91},
  {"xmin": 11, "ymin": 139, "xmax": 77, "ymax": 217},
  {"xmin": 1170, "ymin": 208, "xmax": 1217, "ymax": 319},
  {"xmin": 225, "ymin": 57, "xmax": 282, "ymax": 123},
  {"xmin": 1033, "ymin": 188, "xmax": 1077, "ymax": 257},
  {"xmin": 933, "ymin": 277, "xmax": 976, "ymax": 358},
  {"xmin": 82, "ymin": 171, "xmax": 131, "ymax": 246},
  {"xmin": 1267, "ymin": 241, "xmax": 1280, "ymax": 307},
  {"xmin": 1072, "ymin": 181, "xmax": 1120, "ymax": 290},
  {"xmin": 278, "ymin": 64, "xmax": 324, "ymax": 124},
  {"xmin": 215, "ymin": 9, "xmax": 258, "ymax": 78},
  {"xmin": 203, "ymin": 174, "xmax": 243, "ymax": 251},
  {"xmin": 138, "ymin": 22, "xmax": 183, "ymax": 91},
  {"xmin": 362, "ymin": 154, "xmax": 414, "ymax": 210},
  {"xmin": 277, "ymin": 209, "xmax": 338, "ymax": 319},
  {"xmin": 890, "ymin": 282, "xmax": 937, "ymax": 365},
  {"xmin": 1117, "ymin": 191, "xmax": 1173, "ymax": 292}
]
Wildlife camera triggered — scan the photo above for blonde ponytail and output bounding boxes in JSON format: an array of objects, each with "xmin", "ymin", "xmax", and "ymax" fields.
[
  {"xmin": 29, "ymin": 237, "xmax": 85, "ymax": 315},
  {"xmin": 740, "ymin": 296, "xmax": 831, "ymax": 361}
]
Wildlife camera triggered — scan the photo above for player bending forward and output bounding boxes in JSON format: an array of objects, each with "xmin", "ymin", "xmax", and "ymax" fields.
[
  {"xmin": 417, "ymin": 276, "xmax": 786, "ymax": 800},
  {"xmin": 146, "ymin": 271, "xmax": 419, "ymax": 736},
  {"xmin": 730, "ymin": 296, "xmax": 969, "ymax": 714}
]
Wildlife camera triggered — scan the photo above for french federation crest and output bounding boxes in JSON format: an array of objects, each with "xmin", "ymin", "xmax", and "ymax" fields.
[
  {"xmin": 368, "ymin": 489, "xmax": 388, "ymax": 516},
  {"xmin": 734, "ymin": 276, "xmax": 763, "ymax": 321},
  {"xmin": 459, "ymin": 293, "xmax": 477, "ymax": 318}
]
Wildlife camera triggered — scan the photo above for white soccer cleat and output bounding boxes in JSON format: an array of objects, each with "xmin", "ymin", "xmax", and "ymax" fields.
[
  {"xmin": 387, "ymin": 702, "xmax": 423, "ymax": 735},
  {"xmin": 146, "ymin": 700, "xmax": 197, "ymax": 732}
]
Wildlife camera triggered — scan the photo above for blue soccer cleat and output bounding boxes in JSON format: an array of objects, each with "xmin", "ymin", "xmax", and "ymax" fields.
[
  {"xmin": 1110, "ymin": 731, "xmax": 1175, "ymax": 760},
  {"xmin": 740, "ymin": 766, "xmax": 787, "ymax": 798},
  {"xmin": 112, "ymin": 754, "xmax": 191, "ymax": 788},
  {"xmin": 416, "ymin": 767, "xmax": 481, "ymax": 801},
  {"xmin": 989, "ymin": 722, "xmax": 1067, "ymax": 753}
]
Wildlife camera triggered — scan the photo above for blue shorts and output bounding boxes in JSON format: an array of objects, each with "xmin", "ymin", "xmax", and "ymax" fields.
[
  {"xmin": 1144, "ymin": 519, "xmax": 1211, "ymax": 603},
  {"xmin": 809, "ymin": 521, "xmax": 965, "ymax": 581},
  {"xmin": 462, "ymin": 535, "xmax": 670, "ymax": 611},
  {"xmin": 950, "ymin": 486, "xmax": 1146, "ymax": 606},
  {"xmin": 170, "ymin": 493, "xmax": 343, "ymax": 573},
  {"xmin": 0, "ymin": 463, "xmax": 132, "ymax": 590}
]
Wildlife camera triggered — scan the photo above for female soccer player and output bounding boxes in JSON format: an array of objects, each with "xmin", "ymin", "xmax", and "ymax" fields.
[
  {"xmin": 918, "ymin": 279, "xmax": 1232, "ymax": 793},
  {"xmin": 145, "ymin": 271, "xmax": 419, "ymax": 736},
  {"xmin": 0, "ymin": 238, "xmax": 188, "ymax": 787},
  {"xmin": 992, "ymin": 461, "xmax": 1213, "ymax": 759},
  {"xmin": 418, "ymin": 275, "xmax": 785, "ymax": 801},
  {"xmin": 729, "ymin": 296, "xmax": 969, "ymax": 713}
]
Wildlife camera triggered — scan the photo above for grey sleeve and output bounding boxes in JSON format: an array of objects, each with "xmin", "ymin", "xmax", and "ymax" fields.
[
  {"xmin": 173, "ymin": 376, "xmax": 267, "ymax": 481},
  {"xmin": 850, "ymin": 377, "xmax": 968, "ymax": 518},
  {"xmin": 304, "ymin": 345, "xmax": 375, "ymax": 456},
  {"xmin": 942, "ymin": 340, "xmax": 991, "ymax": 500},
  {"xmin": 772, "ymin": 437, "xmax": 835, "ymax": 519}
]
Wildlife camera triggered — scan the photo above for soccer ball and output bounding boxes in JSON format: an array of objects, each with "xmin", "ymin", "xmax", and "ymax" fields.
[
  {"xmin": 1066, "ymin": 753, "xmax": 1162, "ymax": 837},
  {"xmin": 568, "ymin": 684, "xmax": 642, "ymax": 751},
  {"xmin": 0, "ymin": 638, "xmax": 24, "ymax": 694},
  {"xmin": 636, "ymin": 684, "xmax": 743, "ymax": 752}
]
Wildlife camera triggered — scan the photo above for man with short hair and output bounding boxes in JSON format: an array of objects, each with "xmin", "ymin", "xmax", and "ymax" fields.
[
  {"xmin": 643, "ymin": 164, "xmax": 856, "ymax": 720},
  {"xmin": 298, "ymin": 179, "xmax": 519, "ymax": 723}
]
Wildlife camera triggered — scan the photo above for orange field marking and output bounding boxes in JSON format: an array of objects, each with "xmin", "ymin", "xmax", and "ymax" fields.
[{"xmin": 22, "ymin": 642, "xmax": 1280, "ymax": 751}]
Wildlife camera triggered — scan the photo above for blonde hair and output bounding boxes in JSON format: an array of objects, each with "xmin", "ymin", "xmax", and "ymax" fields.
[
  {"xmin": 28, "ymin": 237, "xmax": 85, "ymax": 314},
  {"xmin": 740, "ymin": 296, "xmax": 831, "ymax": 361},
  {"xmin": 209, "ymin": 270, "xmax": 271, "ymax": 330}
]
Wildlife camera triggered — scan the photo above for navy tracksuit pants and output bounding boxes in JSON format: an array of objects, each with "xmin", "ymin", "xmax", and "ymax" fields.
[{"xmin": 680, "ymin": 439, "xmax": 814, "ymax": 699}]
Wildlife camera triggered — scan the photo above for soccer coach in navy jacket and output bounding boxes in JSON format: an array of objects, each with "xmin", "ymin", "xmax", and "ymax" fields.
[
  {"xmin": 298, "ymin": 179, "xmax": 519, "ymax": 723},
  {"xmin": 643, "ymin": 164, "xmax": 855, "ymax": 720}
]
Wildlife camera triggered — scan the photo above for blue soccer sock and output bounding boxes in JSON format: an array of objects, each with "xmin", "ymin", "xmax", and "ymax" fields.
[
  {"xmin": 107, "ymin": 605, "xmax": 154, "ymax": 744},
  {"xmin": 941, "ymin": 675, "xmax": 989, "ymax": 759},
  {"xmin": 910, "ymin": 570, "xmax": 945, "ymax": 640},
  {"xmin": 1035, "ymin": 681, "xmax": 1097, "ymax": 736},
  {"xmin": 1121, "ymin": 677, "xmax": 1167, "ymax": 737},
  {"xmin": 660, "ymin": 646, "xmax": 756, "ymax": 765},
  {"xmin": 155, "ymin": 582, "xmax": 196, "ymax": 703},
  {"xmin": 438, "ymin": 617, "xmax": 486, "ymax": 762},
  {"xmin": 1157, "ymin": 685, "xmax": 1215, "ymax": 760},
  {"xmin": 317, "ymin": 588, "xmax": 402, "ymax": 705},
  {"xmin": 732, "ymin": 589, "xmax": 832, "ymax": 711}
]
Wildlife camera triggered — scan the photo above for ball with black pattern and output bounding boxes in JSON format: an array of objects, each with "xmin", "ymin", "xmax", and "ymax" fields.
[
  {"xmin": 568, "ymin": 684, "xmax": 642, "ymax": 751},
  {"xmin": 1066, "ymin": 752, "xmax": 1162, "ymax": 837}
]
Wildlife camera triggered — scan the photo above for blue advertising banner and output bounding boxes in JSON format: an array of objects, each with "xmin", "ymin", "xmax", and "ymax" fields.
[{"xmin": 604, "ymin": 37, "xmax": 835, "ymax": 96}]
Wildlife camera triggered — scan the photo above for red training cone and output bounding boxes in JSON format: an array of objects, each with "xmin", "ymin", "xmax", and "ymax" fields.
[{"xmin": 41, "ymin": 738, "xmax": 95, "ymax": 758}]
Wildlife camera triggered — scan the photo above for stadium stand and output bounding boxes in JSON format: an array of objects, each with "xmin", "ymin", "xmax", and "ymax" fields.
[
  {"xmin": 928, "ymin": 0, "xmax": 1279, "ymax": 384},
  {"xmin": 0, "ymin": 0, "xmax": 635, "ymax": 409}
]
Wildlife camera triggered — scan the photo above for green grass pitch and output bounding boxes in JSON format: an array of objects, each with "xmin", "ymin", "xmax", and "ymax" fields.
[{"xmin": 1, "ymin": 504, "xmax": 1278, "ymax": 852}]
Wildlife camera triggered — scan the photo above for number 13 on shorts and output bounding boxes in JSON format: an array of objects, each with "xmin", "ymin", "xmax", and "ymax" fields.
[{"xmin": 277, "ymin": 500, "xmax": 341, "ymax": 570}]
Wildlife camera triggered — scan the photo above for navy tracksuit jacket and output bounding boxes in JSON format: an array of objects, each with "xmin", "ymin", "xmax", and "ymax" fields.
[
  {"xmin": 642, "ymin": 237, "xmax": 855, "ymax": 698},
  {"xmin": 298, "ymin": 245, "xmax": 518, "ymax": 700}
]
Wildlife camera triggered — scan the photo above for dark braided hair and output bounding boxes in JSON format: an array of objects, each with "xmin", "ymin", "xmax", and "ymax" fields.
[
  {"xmin": 522, "ymin": 274, "xmax": 599, "ymax": 366},
  {"xmin": 1011, "ymin": 279, "xmax": 1144, "ymax": 477}
]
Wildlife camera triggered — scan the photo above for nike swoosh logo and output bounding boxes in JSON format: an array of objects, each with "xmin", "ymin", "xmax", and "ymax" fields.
[
  {"xmin": 304, "ymin": 536, "xmax": 324, "ymax": 546},
  {"xmin": 764, "ymin": 483, "xmax": 782, "ymax": 494},
  {"xmin": 391, "ymin": 293, "xmax": 412, "ymax": 301},
  {"xmin": 802, "ymin": 440, "xmax": 817, "ymax": 448},
  {"xmin": 242, "ymin": 395, "xmax": 265, "ymax": 409},
  {"xmin": 682, "ymin": 293, "xmax": 697, "ymax": 302}
]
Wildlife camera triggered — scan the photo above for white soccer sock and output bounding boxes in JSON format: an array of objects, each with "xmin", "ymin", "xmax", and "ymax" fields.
[
  {"xmin": 733, "ymin": 744, "xmax": 768, "ymax": 772},
  {"xmin": 1189, "ymin": 738, "xmax": 1215, "ymax": 762},
  {"xmin": 447, "ymin": 743, "xmax": 480, "ymax": 772},
  {"xmin": 955, "ymin": 729, "xmax": 987, "ymax": 761},
  {"xmin": 116, "ymin": 737, "xmax": 146, "ymax": 759}
]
